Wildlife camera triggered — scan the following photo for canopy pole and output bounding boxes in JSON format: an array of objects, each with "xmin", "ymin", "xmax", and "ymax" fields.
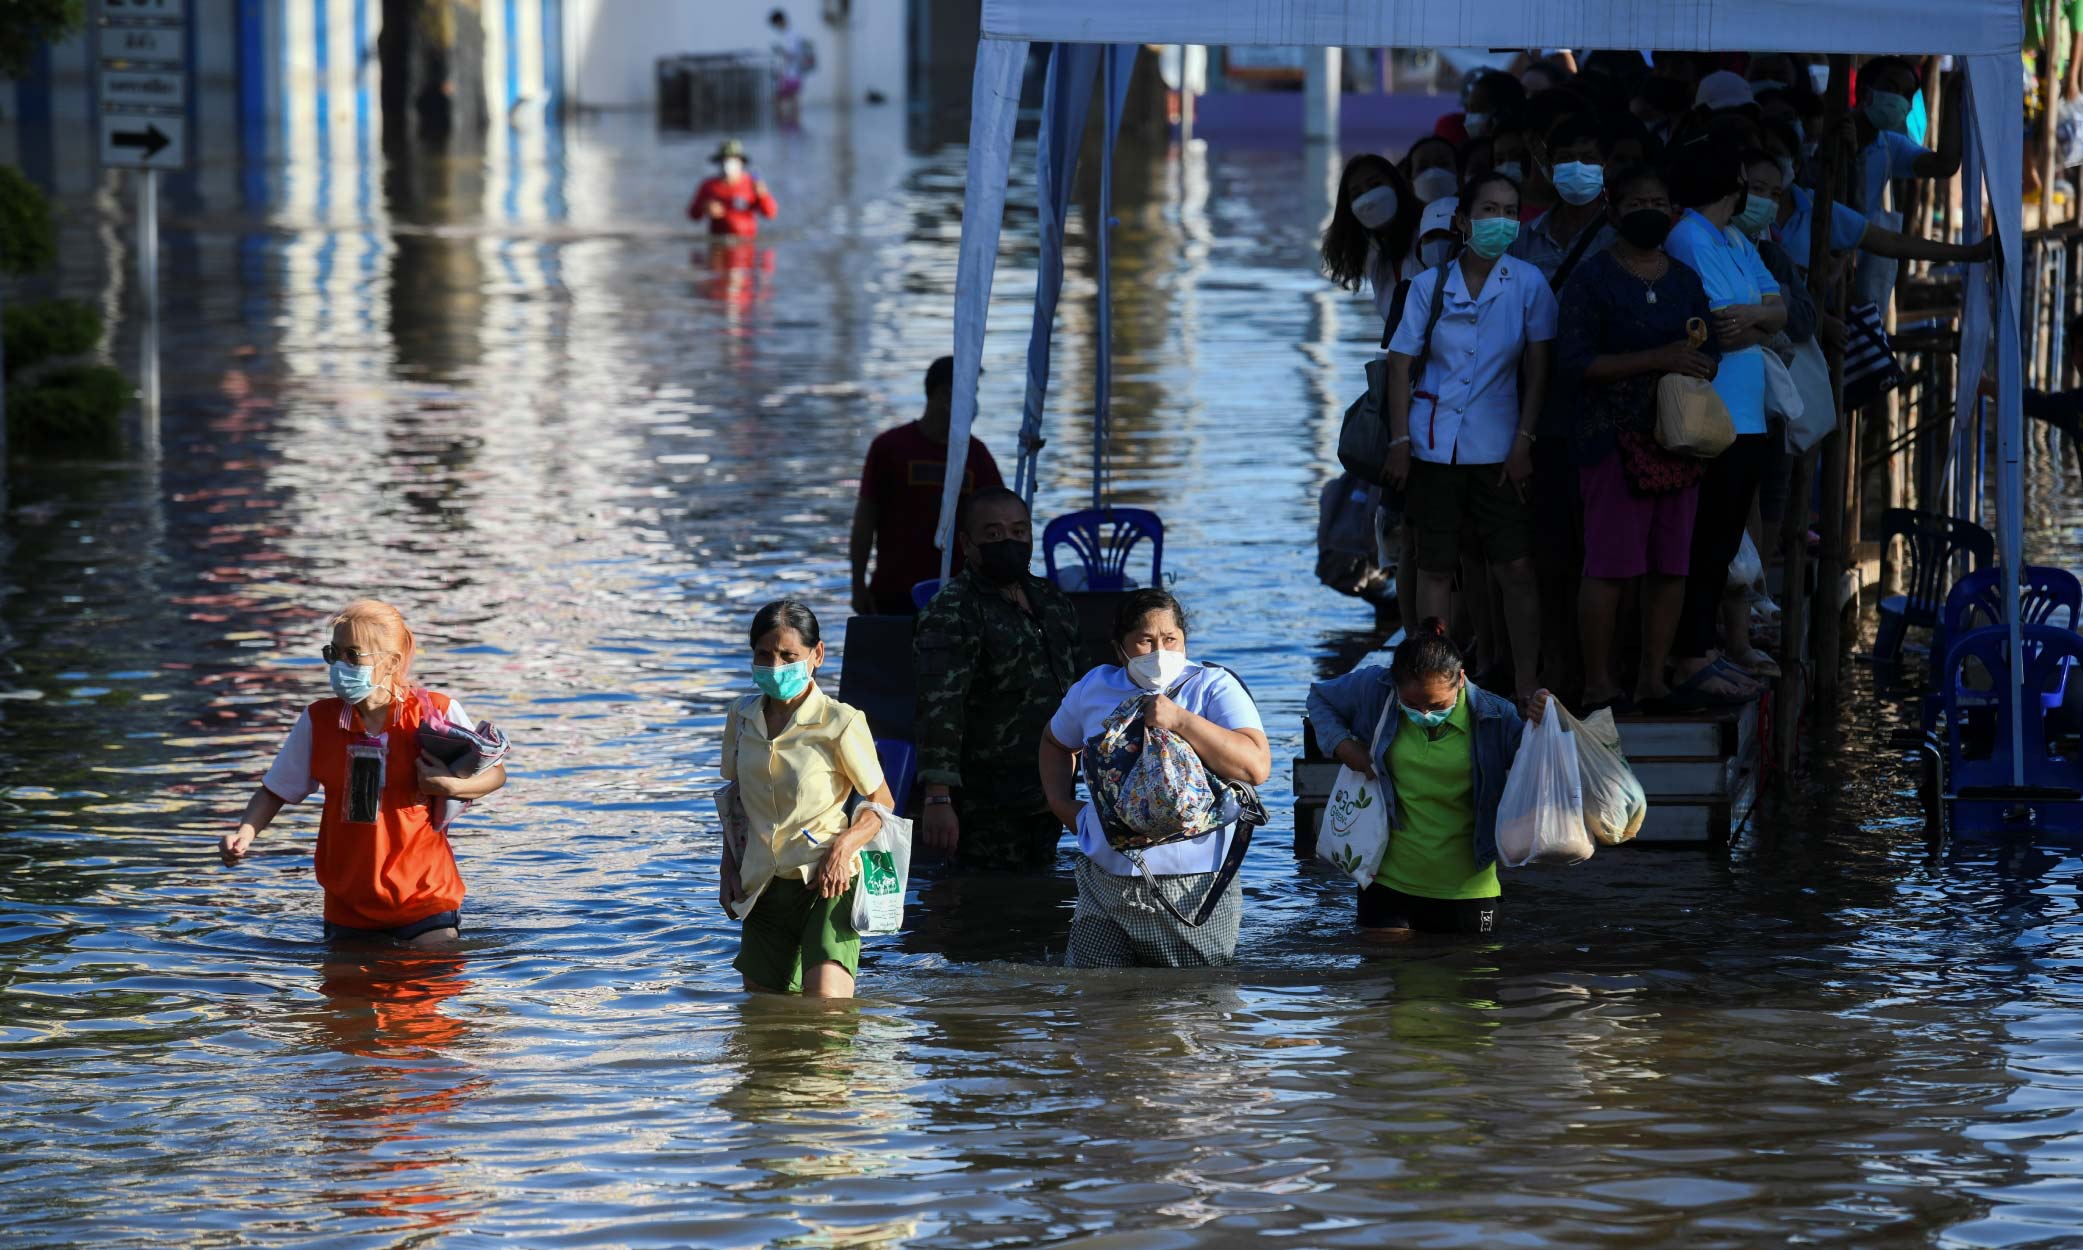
[
  {"xmin": 935, "ymin": 37, "xmax": 1031, "ymax": 579},
  {"xmin": 1094, "ymin": 48, "xmax": 1119, "ymax": 512},
  {"xmin": 1813, "ymin": 54, "xmax": 1856, "ymax": 715}
]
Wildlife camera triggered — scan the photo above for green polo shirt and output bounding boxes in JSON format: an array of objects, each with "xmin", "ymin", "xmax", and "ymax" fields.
[{"xmin": 1378, "ymin": 690, "xmax": 1499, "ymax": 900}]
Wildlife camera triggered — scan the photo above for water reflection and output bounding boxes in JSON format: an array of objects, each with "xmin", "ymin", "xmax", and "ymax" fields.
[{"xmin": 3, "ymin": 108, "xmax": 2083, "ymax": 1246}]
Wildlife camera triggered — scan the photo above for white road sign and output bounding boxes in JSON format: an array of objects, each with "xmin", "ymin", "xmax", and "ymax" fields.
[
  {"xmin": 101, "ymin": 68, "xmax": 186, "ymax": 109},
  {"xmin": 100, "ymin": 24, "xmax": 183, "ymax": 64},
  {"xmin": 98, "ymin": 115, "xmax": 185, "ymax": 169}
]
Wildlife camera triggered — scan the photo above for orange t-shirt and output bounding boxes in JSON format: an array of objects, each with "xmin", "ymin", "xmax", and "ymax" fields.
[{"xmin": 265, "ymin": 692, "xmax": 466, "ymax": 929}]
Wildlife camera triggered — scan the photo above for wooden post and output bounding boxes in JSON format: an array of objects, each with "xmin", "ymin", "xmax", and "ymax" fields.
[
  {"xmin": 2044, "ymin": 0, "xmax": 2063, "ymax": 227},
  {"xmin": 1813, "ymin": 54, "xmax": 1856, "ymax": 714}
]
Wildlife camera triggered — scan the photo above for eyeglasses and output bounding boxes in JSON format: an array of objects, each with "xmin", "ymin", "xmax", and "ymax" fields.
[{"xmin": 321, "ymin": 644, "xmax": 383, "ymax": 665}]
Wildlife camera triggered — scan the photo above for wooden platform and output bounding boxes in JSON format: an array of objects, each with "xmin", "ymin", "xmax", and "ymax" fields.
[{"xmin": 1292, "ymin": 701, "xmax": 1761, "ymax": 852}]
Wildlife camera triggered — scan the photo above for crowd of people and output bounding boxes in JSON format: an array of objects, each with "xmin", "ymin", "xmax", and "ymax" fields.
[
  {"xmin": 224, "ymin": 50, "xmax": 2010, "ymax": 1000},
  {"xmin": 1322, "ymin": 50, "xmax": 1989, "ymax": 714}
]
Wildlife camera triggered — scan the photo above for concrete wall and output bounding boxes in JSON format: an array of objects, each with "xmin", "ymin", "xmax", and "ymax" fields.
[{"xmin": 562, "ymin": 0, "xmax": 904, "ymax": 112}]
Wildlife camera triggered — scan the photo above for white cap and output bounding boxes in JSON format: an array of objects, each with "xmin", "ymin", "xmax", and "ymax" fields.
[
  {"xmin": 1419, "ymin": 197, "xmax": 1459, "ymax": 237},
  {"xmin": 1695, "ymin": 70, "xmax": 1755, "ymax": 112}
]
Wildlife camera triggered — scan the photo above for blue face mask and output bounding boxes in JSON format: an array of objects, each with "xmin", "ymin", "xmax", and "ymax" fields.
[
  {"xmin": 1467, "ymin": 216, "xmax": 1519, "ymax": 259},
  {"xmin": 754, "ymin": 660, "xmax": 812, "ymax": 701},
  {"xmin": 1866, "ymin": 90, "xmax": 1912, "ymax": 135},
  {"xmin": 329, "ymin": 661, "xmax": 377, "ymax": 705},
  {"xmin": 1551, "ymin": 160, "xmax": 1605, "ymax": 206},
  {"xmin": 1401, "ymin": 685, "xmax": 1461, "ymax": 728}
]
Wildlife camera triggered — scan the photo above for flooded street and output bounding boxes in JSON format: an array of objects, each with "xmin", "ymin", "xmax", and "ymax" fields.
[{"xmin": 8, "ymin": 110, "xmax": 2083, "ymax": 1247}]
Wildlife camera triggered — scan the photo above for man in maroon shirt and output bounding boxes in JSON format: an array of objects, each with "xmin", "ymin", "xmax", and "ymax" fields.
[{"xmin": 850, "ymin": 357, "xmax": 1006, "ymax": 616}]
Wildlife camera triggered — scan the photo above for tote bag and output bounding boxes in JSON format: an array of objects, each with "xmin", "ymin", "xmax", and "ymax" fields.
[
  {"xmin": 1315, "ymin": 697, "xmax": 1396, "ymax": 884},
  {"xmin": 1655, "ymin": 317, "xmax": 1737, "ymax": 458}
]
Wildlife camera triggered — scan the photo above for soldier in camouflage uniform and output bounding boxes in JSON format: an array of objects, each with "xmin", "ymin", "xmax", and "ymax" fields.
[{"xmin": 914, "ymin": 487, "xmax": 1088, "ymax": 871}]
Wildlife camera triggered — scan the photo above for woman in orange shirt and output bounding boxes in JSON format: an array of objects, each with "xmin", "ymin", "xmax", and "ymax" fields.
[{"xmin": 221, "ymin": 600, "xmax": 508, "ymax": 944}]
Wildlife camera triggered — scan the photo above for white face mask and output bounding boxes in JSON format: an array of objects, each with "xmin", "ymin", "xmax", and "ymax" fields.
[
  {"xmin": 1125, "ymin": 648, "xmax": 1191, "ymax": 692},
  {"xmin": 1419, "ymin": 237, "xmax": 1455, "ymax": 267},
  {"xmin": 1464, "ymin": 111, "xmax": 1492, "ymax": 138},
  {"xmin": 1494, "ymin": 160, "xmax": 1525, "ymax": 184},
  {"xmin": 1412, "ymin": 166, "xmax": 1459, "ymax": 204},
  {"xmin": 721, "ymin": 157, "xmax": 746, "ymax": 180},
  {"xmin": 1350, "ymin": 185, "xmax": 1398, "ymax": 230}
]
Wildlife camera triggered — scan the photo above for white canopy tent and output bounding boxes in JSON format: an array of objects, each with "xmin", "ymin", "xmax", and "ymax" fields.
[{"xmin": 935, "ymin": 0, "xmax": 2031, "ymax": 784}]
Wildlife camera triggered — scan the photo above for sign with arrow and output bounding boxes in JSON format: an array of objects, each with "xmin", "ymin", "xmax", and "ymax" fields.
[{"xmin": 94, "ymin": 0, "xmax": 189, "ymax": 170}]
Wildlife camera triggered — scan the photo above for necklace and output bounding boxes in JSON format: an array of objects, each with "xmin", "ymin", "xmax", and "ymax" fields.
[{"xmin": 1615, "ymin": 249, "xmax": 1667, "ymax": 304}]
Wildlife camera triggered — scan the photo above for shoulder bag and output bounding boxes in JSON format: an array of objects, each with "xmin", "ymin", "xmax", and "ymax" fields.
[{"xmin": 1338, "ymin": 256, "xmax": 1453, "ymax": 485}]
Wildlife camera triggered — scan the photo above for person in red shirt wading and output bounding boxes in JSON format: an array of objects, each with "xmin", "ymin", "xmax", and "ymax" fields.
[
  {"xmin": 850, "ymin": 356, "xmax": 1007, "ymax": 616},
  {"xmin": 221, "ymin": 600, "xmax": 509, "ymax": 945},
  {"xmin": 690, "ymin": 139, "xmax": 777, "ymax": 240}
]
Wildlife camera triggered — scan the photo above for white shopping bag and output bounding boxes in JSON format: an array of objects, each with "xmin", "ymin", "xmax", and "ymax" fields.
[
  {"xmin": 1728, "ymin": 530, "xmax": 1763, "ymax": 591},
  {"xmin": 849, "ymin": 803, "xmax": 913, "ymax": 936},
  {"xmin": 1495, "ymin": 710, "xmax": 1593, "ymax": 867},
  {"xmin": 1562, "ymin": 707, "xmax": 1647, "ymax": 847},
  {"xmin": 1316, "ymin": 699, "xmax": 1395, "ymax": 884},
  {"xmin": 1784, "ymin": 337, "xmax": 1837, "ymax": 453}
]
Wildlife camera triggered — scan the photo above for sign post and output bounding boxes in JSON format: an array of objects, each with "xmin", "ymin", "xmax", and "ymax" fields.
[{"xmin": 93, "ymin": 0, "xmax": 189, "ymax": 442}]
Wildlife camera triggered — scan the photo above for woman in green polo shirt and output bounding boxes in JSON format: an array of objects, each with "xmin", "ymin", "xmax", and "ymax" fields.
[{"xmin": 1306, "ymin": 619, "xmax": 1548, "ymax": 937}]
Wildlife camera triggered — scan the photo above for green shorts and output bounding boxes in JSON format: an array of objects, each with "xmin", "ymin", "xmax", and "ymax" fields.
[
  {"xmin": 734, "ymin": 876, "xmax": 860, "ymax": 993},
  {"xmin": 1405, "ymin": 458, "xmax": 1534, "ymax": 573}
]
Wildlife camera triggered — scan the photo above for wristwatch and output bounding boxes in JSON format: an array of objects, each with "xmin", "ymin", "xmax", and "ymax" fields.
[{"xmin": 924, "ymin": 794, "xmax": 953, "ymax": 807}]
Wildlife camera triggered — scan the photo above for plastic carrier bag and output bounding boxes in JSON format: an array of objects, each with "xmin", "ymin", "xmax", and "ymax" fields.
[
  {"xmin": 1562, "ymin": 707, "xmax": 1646, "ymax": 846},
  {"xmin": 1316, "ymin": 699, "xmax": 1395, "ymax": 884},
  {"xmin": 1728, "ymin": 529, "xmax": 1763, "ymax": 591},
  {"xmin": 849, "ymin": 802, "xmax": 913, "ymax": 936},
  {"xmin": 1495, "ymin": 710, "xmax": 1593, "ymax": 867}
]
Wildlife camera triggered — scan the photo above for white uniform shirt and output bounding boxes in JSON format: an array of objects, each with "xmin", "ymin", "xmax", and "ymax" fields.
[{"xmin": 1386, "ymin": 253, "xmax": 1557, "ymax": 466}]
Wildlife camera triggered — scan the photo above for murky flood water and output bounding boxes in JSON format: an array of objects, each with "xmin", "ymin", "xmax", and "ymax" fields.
[{"xmin": 8, "ymin": 109, "xmax": 2083, "ymax": 1248}]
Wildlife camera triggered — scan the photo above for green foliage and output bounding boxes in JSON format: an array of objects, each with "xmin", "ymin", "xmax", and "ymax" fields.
[
  {"xmin": 0, "ymin": 0, "xmax": 85, "ymax": 83},
  {"xmin": 7, "ymin": 363, "xmax": 129, "ymax": 456},
  {"xmin": 4, "ymin": 298, "xmax": 100, "ymax": 377},
  {"xmin": 0, "ymin": 166, "xmax": 56, "ymax": 277}
]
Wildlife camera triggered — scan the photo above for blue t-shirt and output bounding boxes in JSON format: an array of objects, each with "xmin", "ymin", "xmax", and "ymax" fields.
[
  {"xmin": 1047, "ymin": 661, "xmax": 1263, "ymax": 877},
  {"xmin": 1665, "ymin": 210, "xmax": 1780, "ymax": 436},
  {"xmin": 1858, "ymin": 131, "xmax": 1929, "ymax": 212},
  {"xmin": 1775, "ymin": 184, "xmax": 1870, "ymax": 271}
]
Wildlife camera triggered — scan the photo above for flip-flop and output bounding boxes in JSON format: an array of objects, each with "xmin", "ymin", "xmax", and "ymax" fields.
[
  {"xmin": 1728, "ymin": 649, "xmax": 1782, "ymax": 679},
  {"xmin": 1707, "ymin": 656, "xmax": 1767, "ymax": 691},
  {"xmin": 1665, "ymin": 663, "xmax": 1760, "ymax": 710}
]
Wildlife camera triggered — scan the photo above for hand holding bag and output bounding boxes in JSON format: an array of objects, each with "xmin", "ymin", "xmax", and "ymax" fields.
[
  {"xmin": 1494, "ymin": 709, "xmax": 1594, "ymax": 867},
  {"xmin": 1315, "ymin": 696, "xmax": 1396, "ymax": 884},
  {"xmin": 1655, "ymin": 317, "xmax": 1737, "ymax": 458}
]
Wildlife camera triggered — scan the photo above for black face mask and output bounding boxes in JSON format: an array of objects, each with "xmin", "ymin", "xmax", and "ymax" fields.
[
  {"xmin": 973, "ymin": 539, "xmax": 1031, "ymax": 586},
  {"xmin": 1617, "ymin": 208, "xmax": 1674, "ymax": 249}
]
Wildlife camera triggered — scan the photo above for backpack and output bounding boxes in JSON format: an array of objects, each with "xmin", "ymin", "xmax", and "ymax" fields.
[{"xmin": 1316, "ymin": 472, "xmax": 1394, "ymax": 604}]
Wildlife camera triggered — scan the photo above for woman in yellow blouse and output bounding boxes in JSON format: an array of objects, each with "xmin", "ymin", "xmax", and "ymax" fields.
[{"xmin": 720, "ymin": 600, "xmax": 893, "ymax": 999}]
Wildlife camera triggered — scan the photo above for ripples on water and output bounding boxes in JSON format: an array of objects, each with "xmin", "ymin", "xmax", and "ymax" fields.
[{"xmin": 6, "ymin": 110, "xmax": 2083, "ymax": 1247}]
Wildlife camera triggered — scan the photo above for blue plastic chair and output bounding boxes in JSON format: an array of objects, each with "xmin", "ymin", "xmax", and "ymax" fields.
[
  {"xmin": 1939, "ymin": 624, "xmax": 2083, "ymax": 837},
  {"xmin": 1875, "ymin": 508, "xmax": 1995, "ymax": 663},
  {"xmin": 1923, "ymin": 566, "xmax": 2083, "ymax": 730},
  {"xmin": 910, "ymin": 579, "xmax": 943, "ymax": 612},
  {"xmin": 1042, "ymin": 508, "xmax": 1164, "ymax": 592},
  {"xmin": 874, "ymin": 738, "xmax": 917, "ymax": 814}
]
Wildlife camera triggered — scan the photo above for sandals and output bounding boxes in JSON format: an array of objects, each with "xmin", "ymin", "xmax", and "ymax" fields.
[
  {"xmin": 1727, "ymin": 648, "xmax": 1782, "ymax": 680},
  {"xmin": 1663, "ymin": 662, "xmax": 1762, "ymax": 710}
]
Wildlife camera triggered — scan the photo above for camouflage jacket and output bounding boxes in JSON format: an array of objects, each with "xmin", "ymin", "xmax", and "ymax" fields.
[{"xmin": 914, "ymin": 568, "xmax": 1088, "ymax": 814}]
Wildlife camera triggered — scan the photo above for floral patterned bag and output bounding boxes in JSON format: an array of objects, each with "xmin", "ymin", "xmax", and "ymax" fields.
[{"xmin": 1082, "ymin": 673, "xmax": 1267, "ymax": 928}]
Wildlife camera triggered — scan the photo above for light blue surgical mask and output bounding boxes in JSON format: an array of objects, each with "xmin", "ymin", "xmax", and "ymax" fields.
[
  {"xmin": 1402, "ymin": 696, "xmax": 1457, "ymax": 729},
  {"xmin": 1467, "ymin": 216, "xmax": 1519, "ymax": 259},
  {"xmin": 1866, "ymin": 90, "xmax": 1912, "ymax": 134},
  {"xmin": 329, "ymin": 661, "xmax": 377, "ymax": 705},
  {"xmin": 754, "ymin": 660, "xmax": 811, "ymax": 701},
  {"xmin": 1493, "ymin": 160, "xmax": 1525, "ymax": 184},
  {"xmin": 1734, "ymin": 191, "xmax": 1777, "ymax": 238},
  {"xmin": 1552, "ymin": 160, "xmax": 1605, "ymax": 206}
]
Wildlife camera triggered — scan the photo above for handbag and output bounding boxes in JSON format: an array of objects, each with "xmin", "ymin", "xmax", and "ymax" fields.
[
  {"xmin": 1315, "ymin": 696, "xmax": 1395, "ymax": 884},
  {"xmin": 1617, "ymin": 427, "xmax": 1704, "ymax": 495},
  {"xmin": 1337, "ymin": 256, "xmax": 1452, "ymax": 485},
  {"xmin": 1082, "ymin": 673, "xmax": 1267, "ymax": 928},
  {"xmin": 1842, "ymin": 301, "xmax": 1904, "ymax": 412},
  {"xmin": 1654, "ymin": 317, "xmax": 1737, "ymax": 458}
]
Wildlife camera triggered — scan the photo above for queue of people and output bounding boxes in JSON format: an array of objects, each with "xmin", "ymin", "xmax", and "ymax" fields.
[{"xmin": 1321, "ymin": 49, "xmax": 1988, "ymax": 716}]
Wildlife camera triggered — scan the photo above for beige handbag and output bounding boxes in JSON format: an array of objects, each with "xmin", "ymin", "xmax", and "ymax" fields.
[{"xmin": 1655, "ymin": 317, "xmax": 1736, "ymax": 458}]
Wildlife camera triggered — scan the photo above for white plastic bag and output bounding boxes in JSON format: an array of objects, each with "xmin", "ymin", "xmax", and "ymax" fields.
[
  {"xmin": 849, "ymin": 803, "xmax": 913, "ymax": 936},
  {"xmin": 1495, "ymin": 711, "xmax": 1592, "ymax": 867},
  {"xmin": 1761, "ymin": 346, "xmax": 1803, "ymax": 426},
  {"xmin": 1563, "ymin": 707, "xmax": 1647, "ymax": 846},
  {"xmin": 1316, "ymin": 700, "xmax": 1395, "ymax": 884},
  {"xmin": 1784, "ymin": 337, "xmax": 1837, "ymax": 452},
  {"xmin": 1728, "ymin": 530, "xmax": 1762, "ymax": 591}
]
